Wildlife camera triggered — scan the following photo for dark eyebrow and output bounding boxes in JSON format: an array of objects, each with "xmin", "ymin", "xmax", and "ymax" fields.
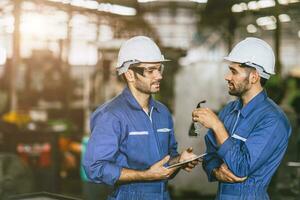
[
  {"xmin": 145, "ymin": 65, "xmax": 161, "ymax": 69},
  {"xmin": 147, "ymin": 66, "xmax": 159, "ymax": 69},
  {"xmin": 229, "ymin": 66, "xmax": 238, "ymax": 72}
]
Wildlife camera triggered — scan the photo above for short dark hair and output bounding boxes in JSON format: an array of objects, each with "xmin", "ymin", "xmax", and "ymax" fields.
[
  {"xmin": 240, "ymin": 63, "xmax": 267, "ymax": 87},
  {"xmin": 260, "ymin": 77, "xmax": 268, "ymax": 87}
]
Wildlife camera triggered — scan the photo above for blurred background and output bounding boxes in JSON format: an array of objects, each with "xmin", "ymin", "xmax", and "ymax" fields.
[{"xmin": 0, "ymin": 0, "xmax": 300, "ymax": 199}]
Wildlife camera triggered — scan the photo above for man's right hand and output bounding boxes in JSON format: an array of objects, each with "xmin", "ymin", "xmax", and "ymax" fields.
[
  {"xmin": 213, "ymin": 163, "xmax": 247, "ymax": 183},
  {"xmin": 145, "ymin": 155, "xmax": 178, "ymax": 181}
]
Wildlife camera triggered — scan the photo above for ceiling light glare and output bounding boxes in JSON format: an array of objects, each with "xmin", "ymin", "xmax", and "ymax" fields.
[
  {"xmin": 247, "ymin": 24, "xmax": 258, "ymax": 33},
  {"xmin": 279, "ymin": 14, "xmax": 291, "ymax": 22},
  {"xmin": 98, "ymin": 3, "xmax": 136, "ymax": 16},
  {"xmin": 71, "ymin": 0, "xmax": 85, "ymax": 7},
  {"xmin": 84, "ymin": 0, "xmax": 99, "ymax": 10},
  {"xmin": 278, "ymin": 0, "xmax": 289, "ymax": 4},
  {"xmin": 258, "ymin": 0, "xmax": 275, "ymax": 8},
  {"xmin": 240, "ymin": 3, "xmax": 248, "ymax": 10},
  {"xmin": 47, "ymin": 0, "xmax": 61, "ymax": 2},
  {"xmin": 232, "ymin": 4, "xmax": 243, "ymax": 12},
  {"xmin": 256, "ymin": 16, "xmax": 276, "ymax": 26},
  {"xmin": 138, "ymin": 0, "xmax": 156, "ymax": 3},
  {"xmin": 62, "ymin": 0, "xmax": 70, "ymax": 4},
  {"xmin": 248, "ymin": 1, "xmax": 259, "ymax": 10},
  {"xmin": 190, "ymin": 0, "xmax": 208, "ymax": 3},
  {"xmin": 265, "ymin": 23, "xmax": 277, "ymax": 30}
]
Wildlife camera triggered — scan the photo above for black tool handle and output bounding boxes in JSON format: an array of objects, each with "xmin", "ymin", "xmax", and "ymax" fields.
[{"xmin": 196, "ymin": 100, "xmax": 206, "ymax": 108}]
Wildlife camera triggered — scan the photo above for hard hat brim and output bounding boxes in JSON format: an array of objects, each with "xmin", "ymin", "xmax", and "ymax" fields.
[
  {"xmin": 223, "ymin": 56, "xmax": 243, "ymax": 64},
  {"xmin": 140, "ymin": 59, "xmax": 171, "ymax": 63}
]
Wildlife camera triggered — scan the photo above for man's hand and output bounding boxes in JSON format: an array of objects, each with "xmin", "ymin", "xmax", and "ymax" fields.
[
  {"xmin": 192, "ymin": 108, "xmax": 221, "ymax": 130},
  {"xmin": 192, "ymin": 108, "xmax": 229, "ymax": 145},
  {"xmin": 145, "ymin": 155, "xmax": 178, "ymax": 180},
  {"xmin": 179, "ymin": 147, "xmax": 199, "ymax": 172},
  {"xmin": 213, "ymin": 164, "xmax": 247, "ymax": 183}
]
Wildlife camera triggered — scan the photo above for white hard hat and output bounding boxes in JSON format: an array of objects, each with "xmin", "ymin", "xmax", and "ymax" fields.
[
  {"xmin": 116, "ymin": 36, "xmax": 169, "ymax": 75},
  {"xmin": 224, "ymin": 37, "xmax": 275, "ymax": 79}
]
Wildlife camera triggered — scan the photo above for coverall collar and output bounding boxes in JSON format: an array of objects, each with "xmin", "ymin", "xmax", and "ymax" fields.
[
  {"xmin": 122, "ymin": 87, "xmax": 160, "ymax": 112},
  {"xmin": 231, "ymin": 90, "xmax": 268, "ymax": 118}
]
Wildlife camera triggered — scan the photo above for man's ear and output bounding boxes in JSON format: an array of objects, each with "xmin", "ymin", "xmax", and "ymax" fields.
[
  {"xmin": 124, "ymin": 70, "xmax": 135, "ymax": 82},
  {"xmin": 250, "ymin": 70, "xmax": 260, "ymax": 84}
]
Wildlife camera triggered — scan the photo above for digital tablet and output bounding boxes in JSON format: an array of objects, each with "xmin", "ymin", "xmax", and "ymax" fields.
[{"xmin": 166, "ymin": 153, "xmax": 207, "ymax": 169}]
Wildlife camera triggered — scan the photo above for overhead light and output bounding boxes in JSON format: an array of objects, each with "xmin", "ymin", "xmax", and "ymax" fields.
[
  {"xmin": 47, "ymin": 0, "xmax": 70, "ymax": 3},
  {"xmin": 71, "ymin": 0, "xmax": 85, "ymax": 7},
  {"xmin": 84, "ymin": 0, "xmax": 99, "ymax": 10},
  {"xmin": 138, "ymin": 0, "xmax": 155, "ymax": 2},
  {"xmin": 265, "ymin": 24, "xmax": 277, "ymax": 30},
  {"xmin": 98, "ymin": 3, "xmax": 136, "ymax": 16},
  {"xmin": 256, "ymin": 16, "xmax": 276, "ymax": 26},
  {"xmin": 231, "ymin": 4, "xmax": 243, "ymax": 13},
  {"xmin": 248, "ymin": 1, "xmax": 259, "ymax": 10},
  {"xmin": 272, "ymin": 0, "xmax": 299, "ymax": 4},
  {"xmin": 278, "ymin": 0, "xmax": 289, "ymax": 4},
  {"xmin": 48, "ymin": 0, "xmax": 136, "ymax": 16},
  {"xmin": 279, "ymin": 14, "xmax": 291, "ymax": 22},
  {"xmin": 247, "ymin": 24, "xmax": 257, "ymax": 33},
  {"xmin": 298, "ymin": 30, "xmax": 300, "ymax": 38},
  {"xmin": 258, "ymin": 0, "xmax": 276, "ymax": 8},
  {"xmin": 190, "ymin": 0, "xmax": 208, "ymax": 3},
  {"xmin": 240, "ymin": 3, "xmax": 248, "ymax": 10},
  {"xmin": 62, "ymin": 0, "xmax": 70, "ymax": 4}
]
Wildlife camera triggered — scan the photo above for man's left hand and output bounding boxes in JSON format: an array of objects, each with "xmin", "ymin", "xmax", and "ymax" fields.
[
  {"xmin": 213, "ymin": 164, "xmax": 247, "ymax": 183},
  {"xmin": 179, "ymin": 147, "xmax": 199, "ymax": 172}
]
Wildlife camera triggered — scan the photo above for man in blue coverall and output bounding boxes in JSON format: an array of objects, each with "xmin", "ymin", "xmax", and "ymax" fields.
[
  {"xmin": 192, "ymin": 37, "xmax": 291, "ymax": 200},
  {"xmin": 83, "ymin": 36, "xmax": 198, "ymax": 200}
]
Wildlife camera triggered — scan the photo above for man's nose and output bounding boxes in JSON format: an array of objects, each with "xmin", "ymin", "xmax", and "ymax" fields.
[
  {"xmin": 155, "ymin": 70, "xmax": 163, "ymax": 80},
  {"xmin": 225, "ymin": 73, "xmax": 231, "ymax": 81}
]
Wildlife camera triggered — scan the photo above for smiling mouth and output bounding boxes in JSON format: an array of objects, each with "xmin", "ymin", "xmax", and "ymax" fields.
[{"xmin": 152, "ymin": 82, "xmax": 160, "ymax": 88}]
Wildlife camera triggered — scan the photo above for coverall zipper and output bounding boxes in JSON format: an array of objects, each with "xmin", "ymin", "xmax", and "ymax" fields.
[{"xmin": 145, "ymin": 107, "xmax": 165, "ymax": 200}]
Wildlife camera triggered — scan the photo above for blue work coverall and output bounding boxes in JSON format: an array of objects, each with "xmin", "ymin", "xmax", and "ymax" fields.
[
  {"xmin": 83, "ymin": 87, "xmax": 179, "ymax": 200},
  {"xmin": 202, "ymin": 90, "xmax": 291, "ymax": 200}
]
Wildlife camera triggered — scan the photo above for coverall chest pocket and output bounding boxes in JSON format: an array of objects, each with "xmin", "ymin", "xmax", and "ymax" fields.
[
  {"xmin": 126, "ymin": 131, "xmax": 152, "ymax": 166},
  {"xmin": 156, "ymin": 128, "xmax": 171, "ymax": 155}
]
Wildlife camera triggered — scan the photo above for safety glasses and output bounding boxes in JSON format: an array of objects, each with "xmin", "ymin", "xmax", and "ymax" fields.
[{"xmin": 129, "ymin": 64, "xmax": 164, "ymax": 77}]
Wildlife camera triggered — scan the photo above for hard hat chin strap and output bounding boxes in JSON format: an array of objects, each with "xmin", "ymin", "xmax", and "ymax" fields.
[{"xmin": 242, "ymin": 62, "xmax": 271, "ymax": 79}]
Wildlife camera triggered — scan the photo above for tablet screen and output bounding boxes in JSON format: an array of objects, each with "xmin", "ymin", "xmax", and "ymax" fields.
[{"xmin": 166, "ymin": 153, "xmax": 207, "ymax": 169}]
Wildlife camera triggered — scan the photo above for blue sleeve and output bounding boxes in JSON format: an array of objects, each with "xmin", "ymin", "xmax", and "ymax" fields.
[
  {"xmin": 82, "ymin": 111, "xmax": 122, "ymax": 186},
  {"xmin": 168, "ymin": 115, "xmax": 179, "ymax": 158},
  {"xmin": 202, "ymin": 106, "xmax": 231, "ymax": 182},
  {"xmin": 217, "ymin": 117, "xmax": 290, "ymax": 177},
  {"xmin": 202, "ymin": 130, "xmax": 223, "ymax": 182}
]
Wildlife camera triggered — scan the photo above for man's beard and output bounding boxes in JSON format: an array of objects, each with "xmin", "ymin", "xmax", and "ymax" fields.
[
  {"xmin": 228, "ymin": 79, "xmax": 250, "ymax": 97},
  {"xmin": 135, "ymin": 75, "xmax": 160, "ymax": 95}
]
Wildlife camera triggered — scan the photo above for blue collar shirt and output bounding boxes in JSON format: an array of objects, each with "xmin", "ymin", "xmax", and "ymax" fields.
[
  {"xmin": 202, "ymin": 90, "xmax": 291, "ymax": 200},
  {"xmin": 83, "ymin": 87, "xmax": 179, "ymax": 199}
]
